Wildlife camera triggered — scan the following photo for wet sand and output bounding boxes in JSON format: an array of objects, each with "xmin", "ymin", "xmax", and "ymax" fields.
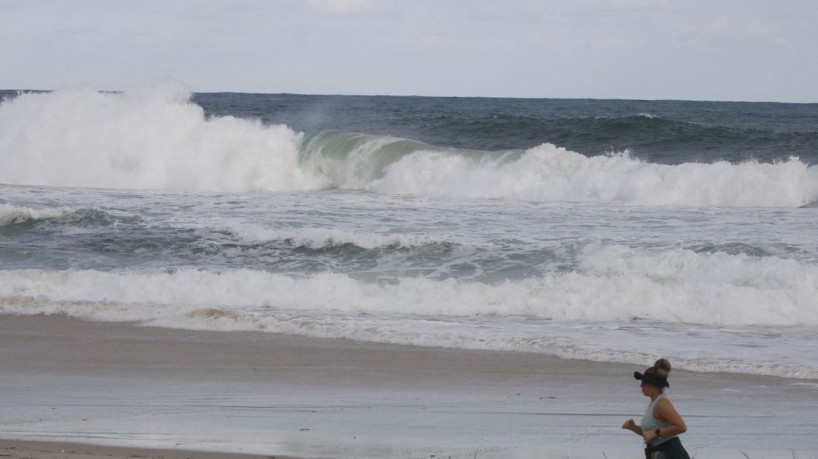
[
  {"xmin": 0, "ymin": 439, "xmax": 289, "ymax": 459},
  {"xmin": 1, "ymin": 314, "xmax": 816, "ymax": 458}
]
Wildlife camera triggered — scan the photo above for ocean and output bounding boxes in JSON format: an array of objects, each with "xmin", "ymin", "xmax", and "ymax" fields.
[{"xmin": 2, "ymin": 81, "xmax": 817, "ymax": 379}]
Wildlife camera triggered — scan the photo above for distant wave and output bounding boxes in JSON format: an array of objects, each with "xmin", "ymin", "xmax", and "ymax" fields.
[
  {"xmin": 2, "ymin": 83, "xmax": 818, "ymax": 207},
  {"xmin": 435, "ymin": 111, "xmax": 817, "ymax": 163}
]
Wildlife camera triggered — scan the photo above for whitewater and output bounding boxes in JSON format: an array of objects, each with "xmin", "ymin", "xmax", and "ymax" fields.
[{"xmin": 2, "ymin": 82, "xmax": 818, "ymax": 379}]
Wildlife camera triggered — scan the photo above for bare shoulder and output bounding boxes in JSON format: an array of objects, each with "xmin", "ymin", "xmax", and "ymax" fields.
[
  {"xmin": 656, "ymin": 396, "xmax": 673, "ymax": 408},
  {"xmin": 654, "ymin": 395, "xmax": 686, "ymax": 429},
  {"xmin": 653, "ymin": 396, "xmax": 676, "ymax": 417},
  {"xmin": 656, "ymin": 396, "xmax": 685, "ymax": 420}
]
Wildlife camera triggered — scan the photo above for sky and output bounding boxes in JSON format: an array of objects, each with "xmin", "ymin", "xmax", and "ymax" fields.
[{"xmin": 1, "ymin": 0, "xmax": 817, "ymax": 102}]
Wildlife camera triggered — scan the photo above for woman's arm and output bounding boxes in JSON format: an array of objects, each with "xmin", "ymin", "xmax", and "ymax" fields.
[
  {"xmin": 643, "ymin": 399, "xmax": 687, "ymax": 442},
  {"xmin": 621, "ymin": 418, "xmax": 643, "ymax": 436}
]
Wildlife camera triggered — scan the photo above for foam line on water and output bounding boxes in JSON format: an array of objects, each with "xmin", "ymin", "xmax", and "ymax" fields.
[
  {"xmin": 222, "ymin": 222, "xmax": 448, "ymax": 249},
  {"xmin": 1, "ymin": 245, "xmax": 816, "ymax": 327}
]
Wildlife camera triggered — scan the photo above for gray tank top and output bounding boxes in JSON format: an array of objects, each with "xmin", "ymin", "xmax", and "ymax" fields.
[{"xmin": 641, "ymin": 394, "xmax": 677, "ymax": 446}]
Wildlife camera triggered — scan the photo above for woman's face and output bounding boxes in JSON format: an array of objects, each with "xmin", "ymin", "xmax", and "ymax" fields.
[{"xmin": 640, "ymin": 381, "xmax": 659, "ymax": 397}]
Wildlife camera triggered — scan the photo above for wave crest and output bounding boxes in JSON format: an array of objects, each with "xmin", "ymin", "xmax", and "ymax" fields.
[
  {"xmin": 0, "ymin": 204, "xmax": 71, "ymax": 227},
  {"xmin": 367, "ymin": 145, "xmax": 818, "ymax": 207}
]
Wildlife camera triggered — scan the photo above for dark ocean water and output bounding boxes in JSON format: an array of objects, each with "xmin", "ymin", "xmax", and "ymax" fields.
[{"xmin": 192, "ymin": 92, "xmax": 818, "ymax": 164}]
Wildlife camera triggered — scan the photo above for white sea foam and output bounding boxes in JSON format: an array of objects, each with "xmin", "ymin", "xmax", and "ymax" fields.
[
  {"xmin": 223, "ymin": 222, "xmax": 445, "ymax": 249},
  {"xmin": 369, "ymin": 145, "xmax": 818, "ymax": 207},
  {"xmin": 0, "ymin": 82, "xmax": 325, "ymax": 191},
  {"xmin": 1, "ymin": 245, "xmax": 816, "ymax": 327}
]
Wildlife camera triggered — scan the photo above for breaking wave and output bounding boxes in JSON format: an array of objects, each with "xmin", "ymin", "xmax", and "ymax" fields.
[{"xmin": 2, "ymin": 83, "xmax": 817, "ymax": 207}]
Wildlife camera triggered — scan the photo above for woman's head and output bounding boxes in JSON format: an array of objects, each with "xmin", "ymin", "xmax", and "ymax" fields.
[{"xmin": 634, "ymin": 358, "xmax": 671, "ymax": 392}]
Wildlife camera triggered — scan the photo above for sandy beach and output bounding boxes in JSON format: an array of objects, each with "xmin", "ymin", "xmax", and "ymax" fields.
[{"xmin": 1, "ymin": 314, "xmax": 816, "ymax": 459}]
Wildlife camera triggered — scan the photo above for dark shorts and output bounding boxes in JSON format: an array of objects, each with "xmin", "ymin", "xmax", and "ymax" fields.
[{"xmin": 645, "ymin": 437, "xmax": 690, "ymax": 459}]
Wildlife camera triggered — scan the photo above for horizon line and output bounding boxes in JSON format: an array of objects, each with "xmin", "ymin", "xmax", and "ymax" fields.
[{"xmin": 1, "ymin": 87, "xmax": 816, "ymax": 105}]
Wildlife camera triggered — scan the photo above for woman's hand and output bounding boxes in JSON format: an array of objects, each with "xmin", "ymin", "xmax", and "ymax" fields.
[
  {"xmin": 643, "ymin": 429, "xmax": 658, "ymax": 443},
  {"xmin": 622, "ymin": 418, "xmax": 636, "ymax": 431},
  {"xmin": 622, "ymin": 418, "xmax": 643, "ymax": 436}
]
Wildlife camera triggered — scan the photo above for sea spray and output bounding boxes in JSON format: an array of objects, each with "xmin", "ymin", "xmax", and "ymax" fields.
[{"xmin": 0, "ymin": 83, "xmax": 324, "ymax": 191}]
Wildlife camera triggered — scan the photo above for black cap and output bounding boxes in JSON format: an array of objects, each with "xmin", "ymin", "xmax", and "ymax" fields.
[{"xmin": 634, "ymin": 370, "xmax": 669, "ymax": 388}]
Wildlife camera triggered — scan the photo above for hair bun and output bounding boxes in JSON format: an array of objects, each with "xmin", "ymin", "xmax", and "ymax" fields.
[{"xmin": 654, "ymin": 358, "xmax": 672, "ymax": 378}]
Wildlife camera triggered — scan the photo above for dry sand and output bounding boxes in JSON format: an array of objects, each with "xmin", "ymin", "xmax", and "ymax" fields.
[{"xmin": 1, "ymin": 314, "xmax": 816, "ymax": 458}]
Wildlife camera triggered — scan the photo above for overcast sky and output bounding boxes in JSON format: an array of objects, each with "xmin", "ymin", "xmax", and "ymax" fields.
[{"xmin": 2, "ymin": 0, "xmax": 816, "ymax": 102}]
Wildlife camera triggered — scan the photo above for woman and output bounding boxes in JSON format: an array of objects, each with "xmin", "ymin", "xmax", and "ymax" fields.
[{"xmin": 622, "ymin": 358, "xmax": 689, "ymax": 459}]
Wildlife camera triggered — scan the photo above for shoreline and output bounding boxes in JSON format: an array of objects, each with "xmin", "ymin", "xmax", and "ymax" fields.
[{"xmin": 1, "ymin": 313, "xmax": 816, "ymax": 458}]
